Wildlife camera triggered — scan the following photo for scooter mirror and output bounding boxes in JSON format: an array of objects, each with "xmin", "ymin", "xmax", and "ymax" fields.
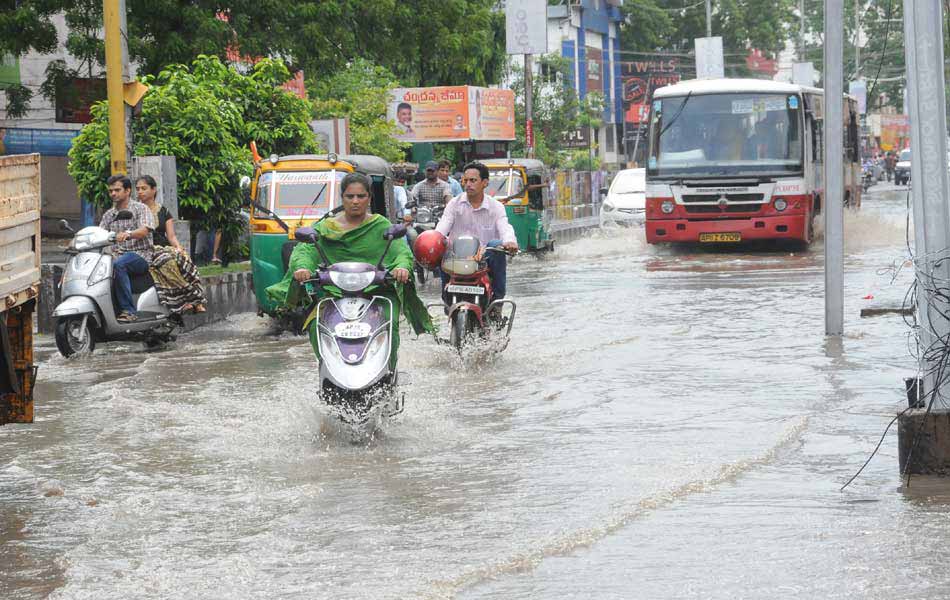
[
  {"xmin": 116, "ymin": 210, "xmax": 134, "ymax": 220},
  {"xmin": 294, "ymin": 227, "xmax": 318, "ymax": 243},
  {"xmin": 404, "ymin": 200, "xmax": 417, "ymax": 209},
  {"xmin": 383, "ymin": 224, "xmax": 408, "ymax": 240},
  {"xmin": 59, "ymin": 219, "xmax": 74, "ymax": 233}
]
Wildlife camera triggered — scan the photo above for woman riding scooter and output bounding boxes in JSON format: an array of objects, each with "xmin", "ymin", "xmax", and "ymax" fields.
[{"xmin": 265, "ymin": 172, "xmax": 434, "ymax": 367}]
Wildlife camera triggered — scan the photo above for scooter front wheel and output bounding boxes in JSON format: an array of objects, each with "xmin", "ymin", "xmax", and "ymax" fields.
[{"xmin": 55, "ymin": 315, "xmax": 96, "ymax": 357}]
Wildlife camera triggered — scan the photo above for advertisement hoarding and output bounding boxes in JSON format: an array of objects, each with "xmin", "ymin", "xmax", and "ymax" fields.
[
  {"xmin": 388, "ymin": 86, "xmax": 514, "ymax": 142},
  {"xmin": 880, "ymin": 114, "xmax": 910, "ymax": 151},
  {"xmin": 621, "ymin": 58, "xmax": 682, "ymax": 124},
  {"xmin": 505, "ymin": 0, "xmax": 547, "ymax": 55},
  {"xmin": 309, "ymin": 118, "xmax": 350, "ymax": 154},
  {"xmin": 695, "ymin": 36, "xmax": 725, "ymax": 79}
]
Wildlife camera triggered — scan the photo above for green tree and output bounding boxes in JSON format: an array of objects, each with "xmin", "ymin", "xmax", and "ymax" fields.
[
  {"xmin": 509, "ymin": 55, "xmax": 583, "ymax": 168},
  {"xmin": 68, "ymin": 56, "xmax": 316, "ymax": 253},
  {"xmin": 620, "ymin": 0, "xmax": 798, "ymax": 71},
  {"xmin": 310, "ymin": 59, "xmax": 409, "ymax": 162}
]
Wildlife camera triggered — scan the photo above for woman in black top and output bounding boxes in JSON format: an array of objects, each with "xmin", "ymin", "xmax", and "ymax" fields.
[{"xmin": 135, "ymin": 175, "xmax": 206, "ymax": 313}]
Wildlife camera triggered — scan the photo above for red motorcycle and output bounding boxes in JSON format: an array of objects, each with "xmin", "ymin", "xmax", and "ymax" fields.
[{"xmin": 414, "ymin": 232, "xmax": 516, "ymax": 352}]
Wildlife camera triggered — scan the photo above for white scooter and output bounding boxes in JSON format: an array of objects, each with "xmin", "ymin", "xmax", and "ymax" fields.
[{"xmin": 52, "ymin": 214, "xmax": 181, "ymax": 357}]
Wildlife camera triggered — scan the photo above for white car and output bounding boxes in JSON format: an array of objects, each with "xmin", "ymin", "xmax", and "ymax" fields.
[{"xmin": 600, "ymin": 168, "xmax": 646, "ymax": 227}]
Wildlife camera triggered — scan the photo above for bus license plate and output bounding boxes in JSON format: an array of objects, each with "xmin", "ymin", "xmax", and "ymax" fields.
[
  {"xmin": 335, "ymin": 322, "xmax": 372, "ymax": 339},
  {"xmin": 699, "ymin": 232, "xmax": 741, "ymax": 243},
  {"xmin": 446, "ymin": 284, "xmax": 485, "ymax": 295}
]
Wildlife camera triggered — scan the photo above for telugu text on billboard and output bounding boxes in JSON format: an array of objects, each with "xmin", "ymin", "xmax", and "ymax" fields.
[
  {"xmin": 469, "ymin": 87, "xmax": 515, "ymax": 141},
  {"xmin": 389, "ymin": 86, "xmax": 470, "ymax": 143},
  {"xmin": 388, "ymin": 86, "xmax": 515, "ymax": 142}
]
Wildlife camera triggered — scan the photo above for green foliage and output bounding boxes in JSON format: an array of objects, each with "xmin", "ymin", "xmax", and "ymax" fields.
[
  {"xmin": 569, "ymin": 148, "xmax": 600, "ymax": 171},
  {"xmin": 508, "ymin": 55, "xmax": 584, "ymax": 168},
  {"xmin": 68, "ymin": 56, "xmax": 316, "ymax": 255},
  {"xmin": 620, "ymin": 0, "xmax": 797, "ymax": 64},
  {"xmin": 311, "ymin": 59, "xmax": 409, "ymax": 162}
]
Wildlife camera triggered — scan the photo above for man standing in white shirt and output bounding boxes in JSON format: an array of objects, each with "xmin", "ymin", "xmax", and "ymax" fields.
[{"xmin": 436, "ymin": 161, "xmax": 519, "ymax": 298}]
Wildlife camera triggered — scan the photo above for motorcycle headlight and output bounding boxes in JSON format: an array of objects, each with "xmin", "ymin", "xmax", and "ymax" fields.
[
  {"xmin": 773, "ymin": 198, "xmax": 788, "ymax": 212},
  {"xmin": 87, "ymin": 256, "xmax": 111, "ymax": 286},
  {"xmin": 660, "ymin": 200, "xmax": 675, "ymax": 214},
  {"xmin": 329, "ymin": 270, "xmax": 376, "ymax": 292}
]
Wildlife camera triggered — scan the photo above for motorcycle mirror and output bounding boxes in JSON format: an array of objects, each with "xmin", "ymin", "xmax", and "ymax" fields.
[
  {"xmin": 294, "ymin": 226, "xmax": 318, "ymax": 243},
  {"xmin": 599, "ymin": 187, "xmax": 609, "ymax": 197},
  {"xmin": 404, "ymin": 200, "xmax": 417, "ymax": 209},
  {"xmin": 116, "ymin": 209, "xmax": 134, "ymax": 220},
  {"xmin": 383, "ymin": 224, "xmax": 408, "ymax": 240},
  {"xmin": 59, "ymin": 219, "xmax": 74, "ymax": 234}
]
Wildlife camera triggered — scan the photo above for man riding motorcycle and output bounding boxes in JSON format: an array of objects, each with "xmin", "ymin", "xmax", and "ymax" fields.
[
  {"xmin": 265, "ymin": 172, "xmax": 433, "ymax": 367},
  {"xmin": 428, "ymin": 161, "xmax": 519, "ymax": 300}
]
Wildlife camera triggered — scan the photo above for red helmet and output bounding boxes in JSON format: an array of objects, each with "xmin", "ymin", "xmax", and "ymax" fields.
[{"xmin": 413, "ymin": 230, "xmax": 448, "ymax": 268}]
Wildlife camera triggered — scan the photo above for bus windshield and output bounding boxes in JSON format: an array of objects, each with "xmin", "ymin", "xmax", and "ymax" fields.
[
  {"xmin": 648, "ymin": 92, "xmax": 803, "ymax": 178},
  {"xmin": 260, "ymin": 170, "xmax": 347, "ymax": 217},
  {"xmin": 487, "ymin": 169, "xmax": 525, "ymax": 199}
]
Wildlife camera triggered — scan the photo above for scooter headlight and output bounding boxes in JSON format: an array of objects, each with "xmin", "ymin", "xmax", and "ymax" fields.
[
  {"xmin": 87, "ymin": 256, "xmax": 111, "ymax": 286},
  {"xmin": 773, "ymin": 197, "xmax": 788, "ymax": 212},
  {"xmin": 660, "ymin": 200, "xmax": 675, "ymax": 214},
  {"xmin": 329, "ymin": 270, "xmax": 376, "ymax": 292}
]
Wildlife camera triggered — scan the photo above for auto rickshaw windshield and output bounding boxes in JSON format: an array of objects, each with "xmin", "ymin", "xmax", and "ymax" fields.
[
  {"xmin": 259, "ymin": 170, "xmax": 347, "ymax": 217},
  {"xmin": 486, "ymin": 170, "xmax": 525, "ymax": 198}
]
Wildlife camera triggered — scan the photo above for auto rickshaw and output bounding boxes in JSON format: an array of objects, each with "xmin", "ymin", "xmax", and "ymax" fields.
[
  {"xmin": 241, "ymin": 146, "xmax": 399, "ymax": 320},
  {"xmin": 481, "ymin": 159, "xmax": 555, "ymax": 253}
]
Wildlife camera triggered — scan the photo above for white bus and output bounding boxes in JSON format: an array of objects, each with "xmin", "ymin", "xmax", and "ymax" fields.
[{"xmin": 645, "ymin": 78, "xmax": 860, "ymax": 245}]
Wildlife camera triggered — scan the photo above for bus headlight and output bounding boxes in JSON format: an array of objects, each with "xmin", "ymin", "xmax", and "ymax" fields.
[
  {"xmin": 660, "ymin": 200, "xmax": 675, "ymax": 214},
  {"xmin": 773, "ymin": 198, "xmax": 788, "ymax": 212}
]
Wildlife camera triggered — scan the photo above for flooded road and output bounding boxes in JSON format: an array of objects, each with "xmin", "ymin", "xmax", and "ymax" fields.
[{"xmin": 3, "ymin": 184, "xmax": 942, "ymax": 599}]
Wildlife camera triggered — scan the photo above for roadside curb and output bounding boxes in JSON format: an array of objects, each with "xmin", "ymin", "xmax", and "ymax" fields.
[{"xmin": 37, "ymin": 267, "xmax": 256, "ymax": 334}]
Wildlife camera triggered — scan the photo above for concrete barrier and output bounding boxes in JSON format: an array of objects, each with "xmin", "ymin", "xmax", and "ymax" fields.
[
  {"xmin": 37, "ymin": 266, "xmax": 257, "ymax": 334},
  {"xmin": 549, "ymin": 216, "xmax": 600, "ymax": 245}
]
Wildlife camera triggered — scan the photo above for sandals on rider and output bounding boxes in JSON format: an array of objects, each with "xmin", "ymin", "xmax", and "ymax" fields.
[{"xmin": 117, "ymin": 311, "xmax": 138, "ymax": 322}]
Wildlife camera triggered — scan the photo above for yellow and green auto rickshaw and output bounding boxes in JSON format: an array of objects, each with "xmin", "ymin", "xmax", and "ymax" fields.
[
  {"xmin": 240, "ymin": 148, "xmax": 398, "ymax": 320},
  {"xmin": 481, "ymin": 159, "xmax": 555, "ymax": 253}
]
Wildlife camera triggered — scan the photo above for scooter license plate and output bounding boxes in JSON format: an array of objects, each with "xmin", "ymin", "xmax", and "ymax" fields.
[
  {"xmin": 446, "ymin": 284, "xmax": 485, "ymax": 295},
  {"xmin": 334, "ymin": 321, "xmax": 372, "ymax": 339}
]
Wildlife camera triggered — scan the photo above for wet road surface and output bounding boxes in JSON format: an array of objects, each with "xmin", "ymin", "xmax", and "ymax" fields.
[{"xmin": 4, "ymin": 182, "xmax": 945, "ymax": 599}]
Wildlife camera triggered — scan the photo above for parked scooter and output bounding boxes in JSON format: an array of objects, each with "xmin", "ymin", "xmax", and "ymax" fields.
[
  {"xmin": 404, "ymin": 199, "xmax": 444, "ymax": 284},
  {"xmin": 293, "ymin": 218, "xmax": 410, "ymax": 426},
  {"xmin": 424, "ymin": 234, "xmax": 516, "ymax": 353},
  {"xmin": 52, "ymin": 215, "xmax": 181, "ymax": 357}
]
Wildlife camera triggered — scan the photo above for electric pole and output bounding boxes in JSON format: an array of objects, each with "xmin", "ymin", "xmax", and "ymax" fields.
[
  {"xmin": 103, "ymin": 0, "xmax": 131, "ymax": 175},
  {"xmin": 706, "ymin": 0, "xmax": 713, "ymax": 38}
]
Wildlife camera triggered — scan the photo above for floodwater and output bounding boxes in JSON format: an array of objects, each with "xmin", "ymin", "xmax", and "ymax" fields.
[{"xmin": 3, "ymin": 183, "xmax": 945, "ymax": 599}]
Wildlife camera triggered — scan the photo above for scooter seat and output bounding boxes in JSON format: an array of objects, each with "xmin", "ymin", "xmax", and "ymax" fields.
[{"xmin": 130, "ymin": 271, "xmax": 155, "ymax": 294}]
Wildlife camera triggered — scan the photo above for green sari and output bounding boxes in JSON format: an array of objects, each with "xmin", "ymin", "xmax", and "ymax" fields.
[{"xmin": 265, "ymin": 214, "xmax": 434, "ymax": 366}]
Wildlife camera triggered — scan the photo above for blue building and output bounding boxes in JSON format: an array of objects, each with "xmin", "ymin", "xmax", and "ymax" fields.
[{"xmin": 547, "ymin": 0, "xmax": 625, "ymax": 168}]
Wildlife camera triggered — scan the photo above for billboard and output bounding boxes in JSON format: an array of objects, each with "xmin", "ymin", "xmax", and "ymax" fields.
[
  {"xmin": 695, "ymin": 36, "xmax": 725, "ymax": 79},
  {"xmin": 621, "ymin": 58, "xmax": 682, "ymax": 124},
  {"xmin": 55, "ymin": 78, "xmax": 107, "ymax": 124},
  {"xmin": 388, "ymin": 86, "xmax": 514, "ymax": 142},
  {"xmin": 470, "ymin": 87, "xmax": 515, "ymax": 141},
  {"xmin": 880, "ymin": 114, "xmax": 910, "ymax": 151},
  {"xmin": 310, "ymin": 118, "xmax": 350, "ymax": 154},
  {"xmin": 505, "ymin": 0, "xmax": 547, "ymax": 55}
]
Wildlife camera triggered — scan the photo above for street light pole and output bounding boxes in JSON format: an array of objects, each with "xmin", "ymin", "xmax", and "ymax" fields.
[
  {"xmin": 705, "ymin": 0, "xmax": 713, "ymax": 38},
  {"xmin": 824, "ymin": 0, "xmax": 845, "ymax": 336}
]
